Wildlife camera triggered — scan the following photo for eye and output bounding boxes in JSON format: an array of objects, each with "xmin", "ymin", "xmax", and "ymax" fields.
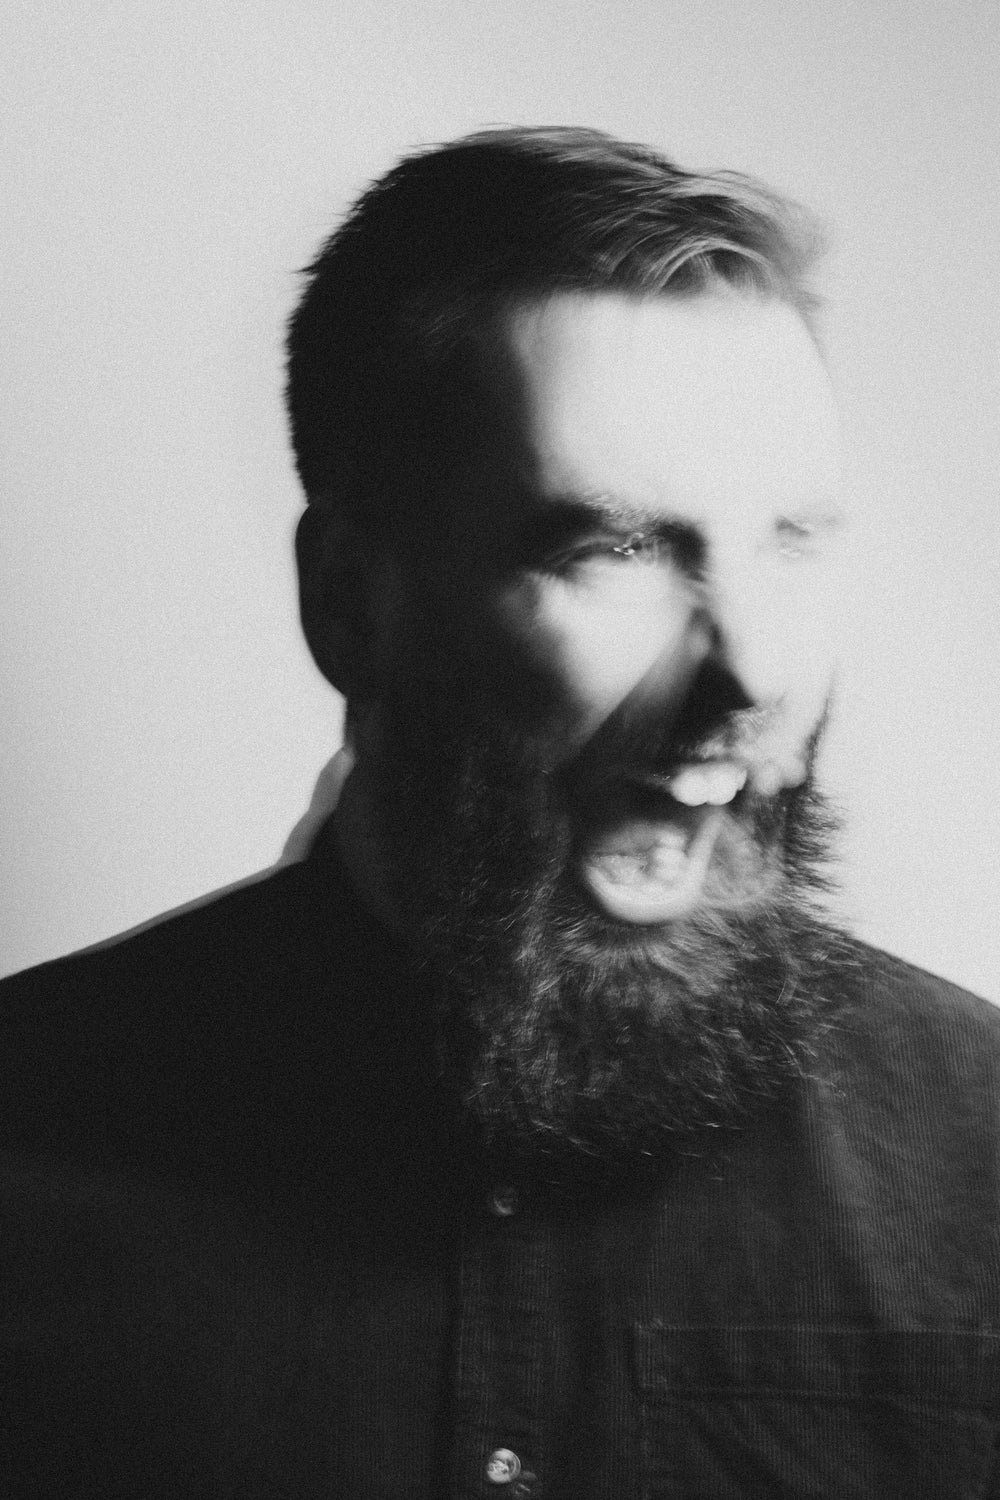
[
  {"xmin": 546, "ymin": 531, "xmax": 661, "ymax": 576},
  {"xmin": 771, "ymin": 514, "xmax": 840, "ymax": 559},
  {"xmin": 610, "ymin": 531, "xmax": 657, "ymax": 559}
]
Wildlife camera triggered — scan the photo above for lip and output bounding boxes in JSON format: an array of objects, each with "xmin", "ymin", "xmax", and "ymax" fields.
[
  {"xmin": 583, "ymin": 796, "xmax": 706, "ymax": 856},
  {"xmin": 629, "ymin": 759, "xmax": 749, "ymax": 797},
  {"xmin": 576, "ymin": 758, "xmax": 751, "ymax": 818},
  {"xmin": 627, "ymin": 756, "xmax": 749, "ymax": 782}
]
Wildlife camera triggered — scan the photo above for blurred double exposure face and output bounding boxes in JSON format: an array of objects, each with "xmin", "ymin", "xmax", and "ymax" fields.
[{"xmin": 352, "ymin": 288, "xmax": 849, "ymax": 1157}]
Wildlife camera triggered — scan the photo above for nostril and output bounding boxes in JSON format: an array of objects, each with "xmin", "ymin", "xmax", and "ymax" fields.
[{"xmin": 683, "ymin": 657, "xmax": 756, "ymax": 727}]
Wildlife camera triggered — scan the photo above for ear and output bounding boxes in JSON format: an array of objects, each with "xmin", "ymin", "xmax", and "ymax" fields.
[{"xmin": 295, "ymin": 505, "xmax": 377, "ymax": 699}]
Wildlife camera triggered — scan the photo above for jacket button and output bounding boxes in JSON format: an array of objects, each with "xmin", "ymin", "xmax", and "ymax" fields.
[
  {"xmin": 485, "ymin": 1448, "xmax": 521, "ymax": 1483},
  {"xmin": 489, "ymin": 1185, "xmax": 518, "ymax": 1217}
]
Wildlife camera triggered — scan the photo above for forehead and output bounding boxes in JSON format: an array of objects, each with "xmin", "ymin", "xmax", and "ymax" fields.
[{"xmin": 472, "ymin": 290, "xmax": 841, "ymax": 522}]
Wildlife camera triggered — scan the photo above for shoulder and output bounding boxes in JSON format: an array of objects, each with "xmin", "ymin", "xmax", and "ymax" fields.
[
  {"xmin": 0, "ymin": 847, "xmax": 399, "ymax": 1167},
  {"xmin": 0, "ymin": 830, "xmax": 389, "ymax": 1021},
  {"xmin": 2, "ymin": 858, "xmax": 318, "ymax": 999},
  {"xmin": 825, "ymin": 939, "xmax": 1000, "ymax": 1122},
  {"xmin": 846, "ymin": 940, "xmax": 1000, "ymax": 1043},
  {"xmin": 1, "ymin": 867, "xmax": 306, "ymax": 1119}
]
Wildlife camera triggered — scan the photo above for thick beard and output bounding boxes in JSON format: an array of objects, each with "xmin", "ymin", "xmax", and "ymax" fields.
[{"xmin": 368, "ymin": 635, "xmax": 855, "ymax": 1182}]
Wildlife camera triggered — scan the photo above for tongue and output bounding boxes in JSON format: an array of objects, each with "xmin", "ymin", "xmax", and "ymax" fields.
[{"xmin": 576, "ymin": 809, "xmax": 722, "ymax": 924}]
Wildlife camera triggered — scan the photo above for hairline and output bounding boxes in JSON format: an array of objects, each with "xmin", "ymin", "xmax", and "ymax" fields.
[{"xmin": 287, "ymin": 128, "xmax": 828, "ymax": 523}]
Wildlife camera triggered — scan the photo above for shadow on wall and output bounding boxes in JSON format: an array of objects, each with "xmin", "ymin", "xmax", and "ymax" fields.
[{"xmin": 72, "ymin": 747, "xmax": 354, "ymax": 958}]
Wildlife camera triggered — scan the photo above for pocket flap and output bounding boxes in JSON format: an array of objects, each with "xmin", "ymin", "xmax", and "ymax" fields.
[{"xmin": 635, "ymin": 1324, "xmax": 1000, "ymax": 1408}]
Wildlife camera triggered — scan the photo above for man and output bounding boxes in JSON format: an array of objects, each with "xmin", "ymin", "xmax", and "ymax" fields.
[{"xmin": 3, "ymin": 128, "xmax": 998, "ymax": 1498}]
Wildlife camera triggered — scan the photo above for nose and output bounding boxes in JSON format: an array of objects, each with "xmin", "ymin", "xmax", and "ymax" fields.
[
  {"xmin": 634, "ymin": 604, "xmax": 757, "ymax": 757},
  {"xmin": 689, "ymin": 552, "xmax": 784, "ymax": 711},
  {"xmin": 567, "ymin": 605, "xmax": 753, "ymax": 781},
  {"xmin": 688, "ymin": 597, "xmax": 759, "ymax": 703},
  {"xmin": 678, "ymin": 650, "xmax": 756, "ymax": 736}
]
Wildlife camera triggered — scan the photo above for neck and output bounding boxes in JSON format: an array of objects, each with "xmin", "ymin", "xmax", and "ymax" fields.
[{"xmin": 333, "ymin": 768, "xmax": 410, "ymax": 940}]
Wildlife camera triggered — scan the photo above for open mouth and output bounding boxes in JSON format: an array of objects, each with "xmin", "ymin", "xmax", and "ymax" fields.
[{"xmin": 572, "ymin": 760, "xmax": 750, "ymax": 925}]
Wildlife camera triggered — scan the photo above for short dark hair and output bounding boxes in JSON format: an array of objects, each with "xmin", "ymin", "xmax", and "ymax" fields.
[{"xmin": 286, "ymin": 126, "xmax": 825, "ymax": 534}]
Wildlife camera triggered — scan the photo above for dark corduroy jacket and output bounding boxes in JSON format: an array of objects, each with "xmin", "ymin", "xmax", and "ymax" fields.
[{"xmin": 3, "ymin": 827, "xmax": 1000, "ymax": 1498}]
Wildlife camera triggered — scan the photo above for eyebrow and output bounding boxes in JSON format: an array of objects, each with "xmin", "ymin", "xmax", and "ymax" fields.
[
  {"xmin": 527, "ymin": 489, "xmax": 844, "ymax": 534},
  {"xmin": 541, "ymin": 492, "xmax": 666, "ymax": 528},
  {"xmin": 516, "ymin": 492, "xmax": 697, "ymax": 557},
  {"xmin": 509, "ymin": 488, "xmax": 846, "ymax": 575}
]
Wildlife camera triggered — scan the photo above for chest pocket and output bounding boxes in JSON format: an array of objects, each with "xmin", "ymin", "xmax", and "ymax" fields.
[{"xmin": 634, "ymin": 1324, "xmax": 1000, "ymax": 1499}]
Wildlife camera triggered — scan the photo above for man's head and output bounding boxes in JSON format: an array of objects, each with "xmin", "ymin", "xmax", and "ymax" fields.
[{"xmin": 287, "ymin": 128, "xmax": 852, "ymax": 1168}]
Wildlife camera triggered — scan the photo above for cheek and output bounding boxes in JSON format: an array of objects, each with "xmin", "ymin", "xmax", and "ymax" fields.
[
  {"xmin": 754, "ymin": 598, "xmax": 837, "ymax": 697},
  {"xmin": 736, "ymin": 579, "xmax": 842, "ymax": 776},
  {"xmin": 492, "ymin": 568, "xmax": 697, "ymax": 742},
  {"xmin": 719, "ymin": 552, "xmax": 847, "ymax": 709},
  {"xmin": 779, "ymin": 568, "xmax": 847, "ymax": 690}
]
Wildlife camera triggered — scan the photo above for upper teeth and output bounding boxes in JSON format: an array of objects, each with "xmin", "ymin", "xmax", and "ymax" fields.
[{"xmin": 669, "ymin": 763, "xmax": 748, "ymax": 807}]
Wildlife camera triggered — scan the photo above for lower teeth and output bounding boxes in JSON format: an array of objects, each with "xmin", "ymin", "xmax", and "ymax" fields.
[
  {"xmin": 650, "ymin": 847, "xmax": 685, "ymax": 879},
  {"xmin": 595, "ymin": 845, "xmax": 688, "ymax": 887}
]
